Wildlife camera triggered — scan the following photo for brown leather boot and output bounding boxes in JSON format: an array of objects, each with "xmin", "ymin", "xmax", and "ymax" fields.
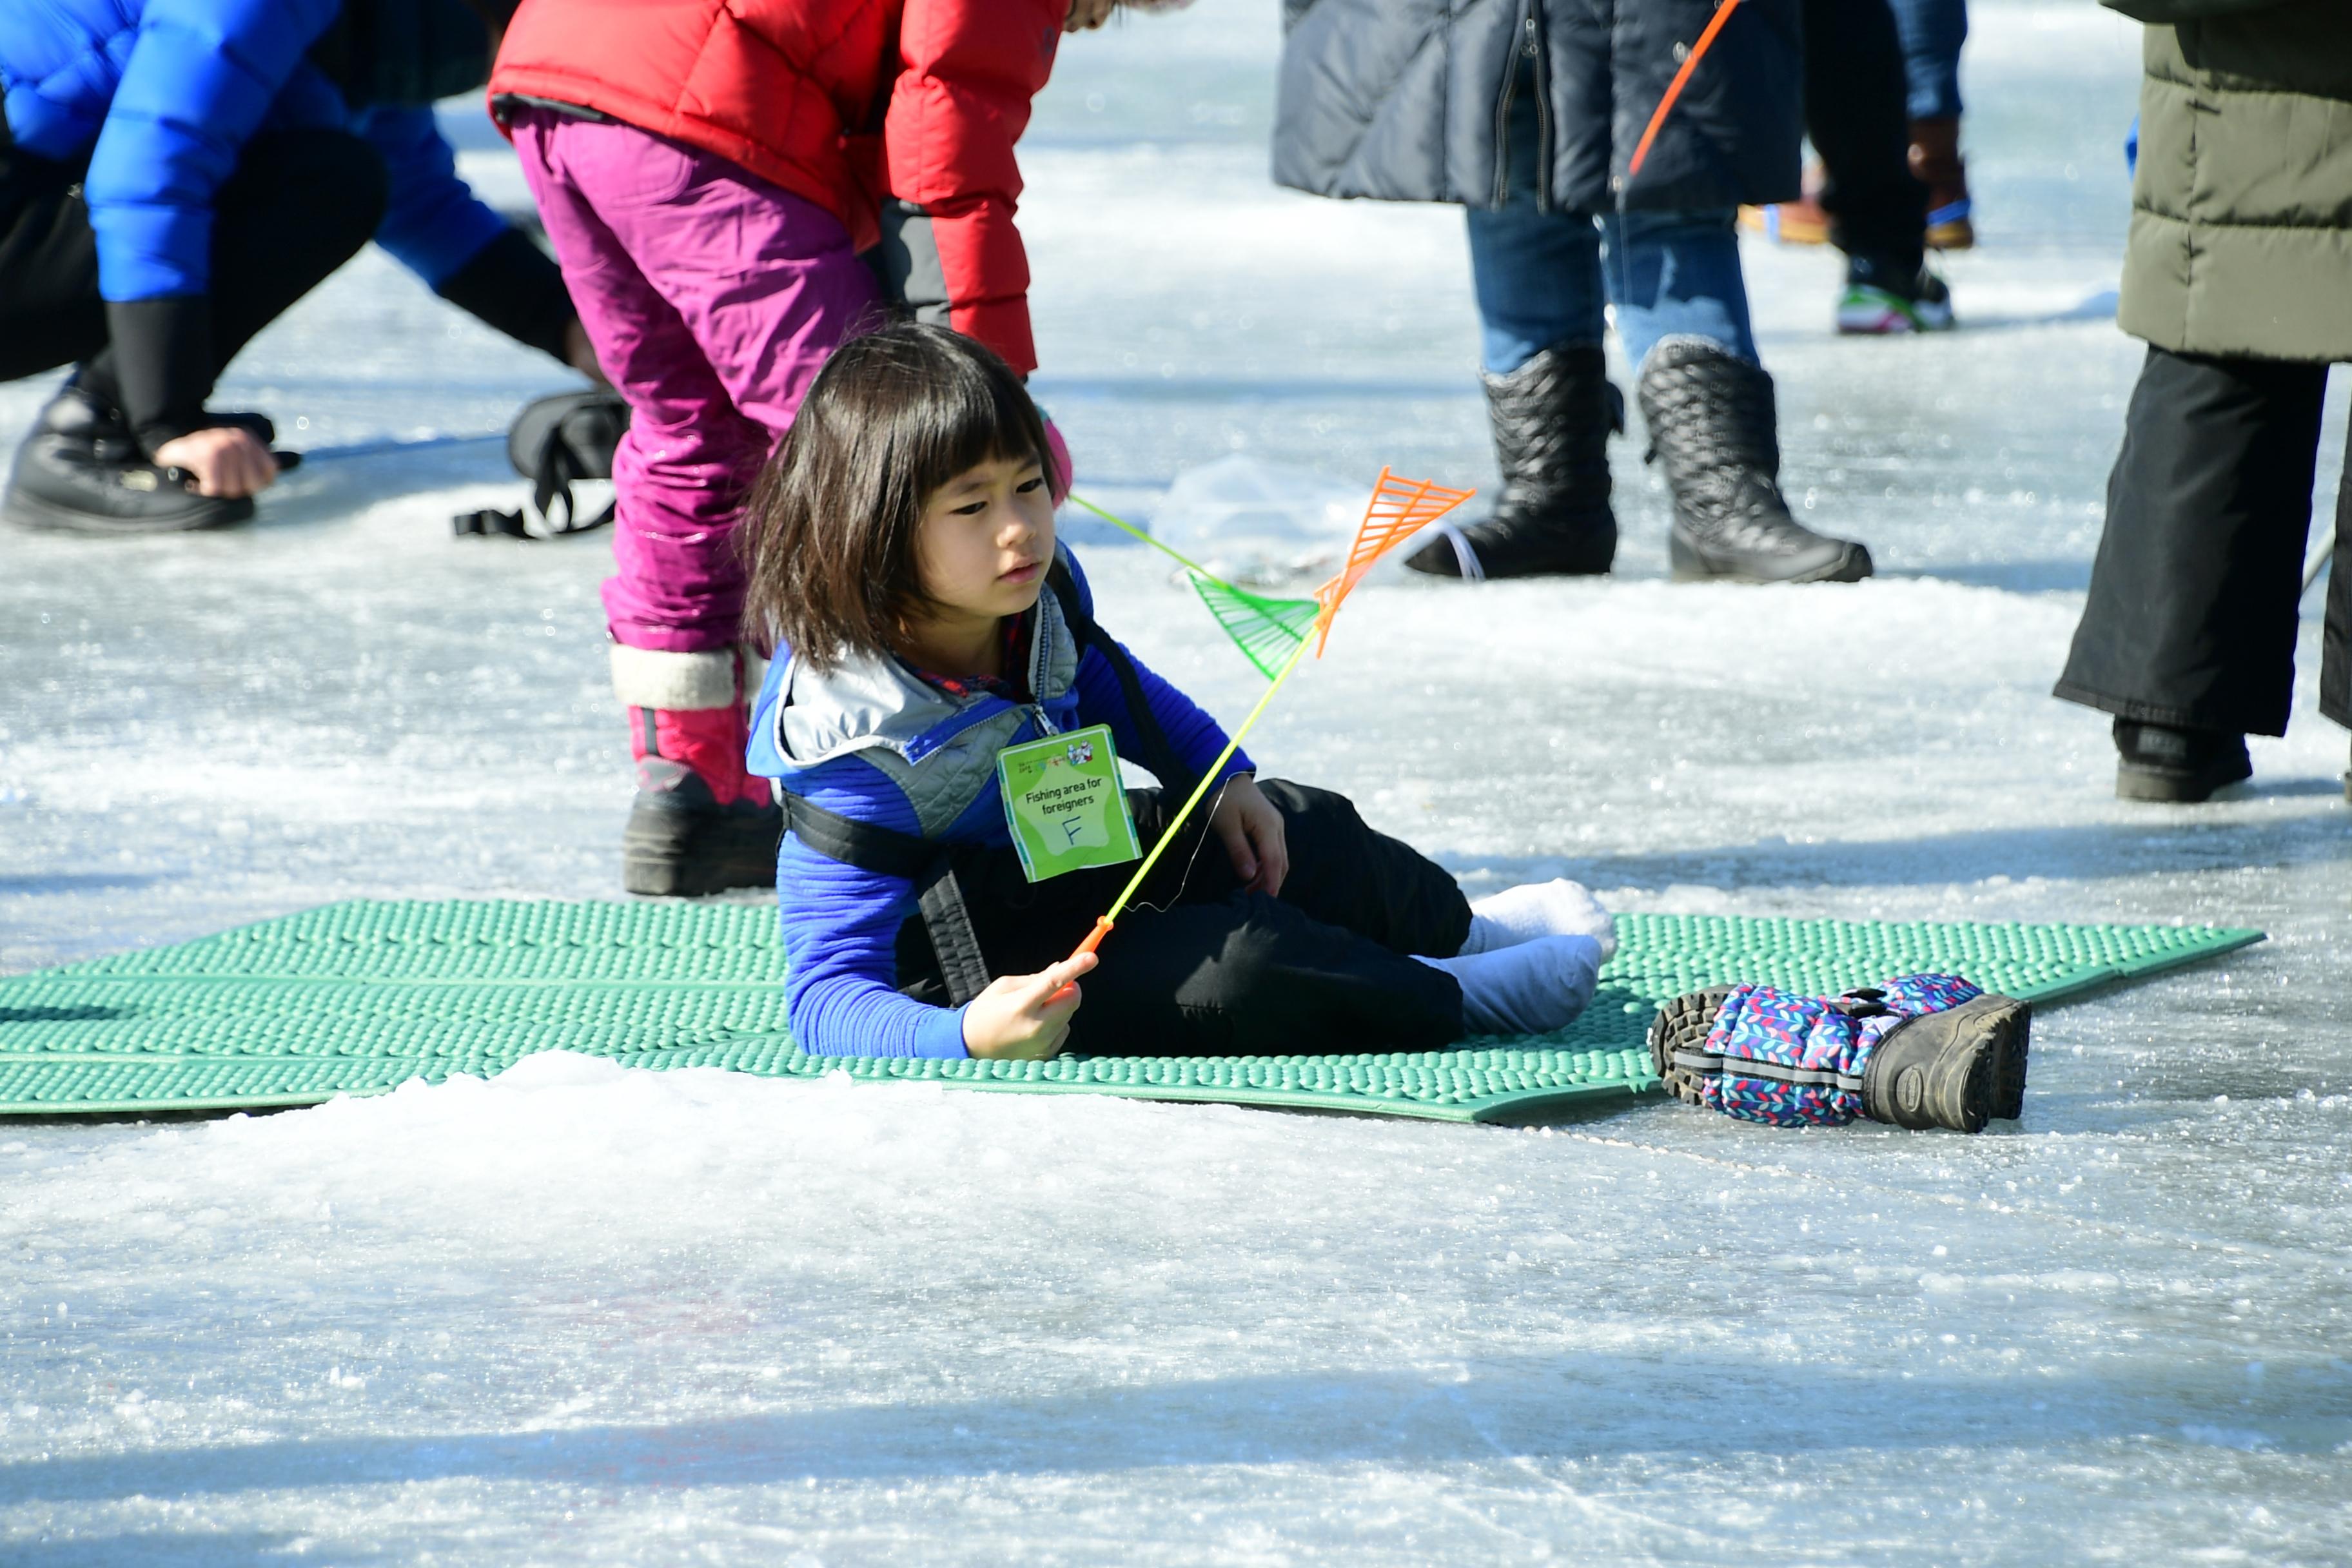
[
  {"xmin": 1738, "ymin": 160, "xmax": 1830, "ymax": 246},
  {"xmin": 1908, "ymin": 117, "xmax": 1974, "ymax": 250}
]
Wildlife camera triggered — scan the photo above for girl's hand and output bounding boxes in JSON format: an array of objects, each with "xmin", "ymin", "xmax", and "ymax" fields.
[
  {"xmin": 1210, "ymin": 776, "xmax": 1288, "ymax": 897},
  {"xmin": 964, "ymin": 952, "xmax": 1097, "ymax": 1059},
  {"xmin": 1065, "ymin": 0, "xmax": 1115, "ymax": 30}
]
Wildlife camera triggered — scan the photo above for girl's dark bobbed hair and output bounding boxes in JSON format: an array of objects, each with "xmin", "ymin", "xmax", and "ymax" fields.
[{"xmin": 741, "ymin": 322, "xmax": 1051, "ymax": 671}]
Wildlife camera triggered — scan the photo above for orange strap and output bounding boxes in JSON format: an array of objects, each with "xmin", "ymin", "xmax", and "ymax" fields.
[{"xmin": 1625, "ymin": 0, "xmax": 1745, "ymax": 181}]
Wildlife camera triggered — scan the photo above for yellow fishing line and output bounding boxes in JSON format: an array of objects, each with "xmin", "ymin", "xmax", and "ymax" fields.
[
  {"xmin": 1066, "ymin": 492, "xmax": 1226, "ymax": 585},
  {"xmin": 1070, "ymin": 622, "xmax": 1320, "ymax": 959}
]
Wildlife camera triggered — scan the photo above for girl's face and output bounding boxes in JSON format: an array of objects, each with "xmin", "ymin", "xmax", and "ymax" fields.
[{"xmin": 912, "ymin": 451, "xmax": 1057, "ymax": 629}]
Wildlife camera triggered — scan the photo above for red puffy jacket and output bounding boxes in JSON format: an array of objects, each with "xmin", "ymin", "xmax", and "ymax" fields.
[{"xmin": 490, "ymin": 0, "xmax": 1063, "ymax": 373}]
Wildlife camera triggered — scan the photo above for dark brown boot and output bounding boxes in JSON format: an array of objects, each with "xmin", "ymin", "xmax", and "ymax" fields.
[{"xmin": 1908, "ymin": 117, "xmax": 1974, "ymax": 250}]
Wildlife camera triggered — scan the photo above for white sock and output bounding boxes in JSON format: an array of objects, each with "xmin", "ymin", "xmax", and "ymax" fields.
[
  {"xmin": 1457, "ymin": 879, "xmax": 1618, "ymax": 961},
  {"xmin": 1417, "ymin": 934, "xmax": 1603, "ymax": 1037}
]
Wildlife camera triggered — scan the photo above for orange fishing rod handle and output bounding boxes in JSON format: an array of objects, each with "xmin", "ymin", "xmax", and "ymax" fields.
[{"xmin": 1048, "ymin": 917, "xmax": 1116, "ymax": 1005}]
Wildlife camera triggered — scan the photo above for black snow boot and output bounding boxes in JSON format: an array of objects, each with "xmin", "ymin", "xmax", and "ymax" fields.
[
  {"xmin": 2, "ymin": 382, "xmax": 260, "ymax": 534},
  {"xmin": 1861, "ymin": 992, "xmax": 2034, "ymax": 1133},
  {"xmin": 1407, "ymin": 340, "xmax": 1620, "ymax": 580},
  {"xmin": 622, "ymin": 761, "xmax": 783, "ymax": 899},
  {"xmin": 1636, "ymin": 339, "xmax": 1874, "ymax": 584},
  {"xmin": 2112, "ymin": 718, "xmax": 2252, "ymax": 803}
]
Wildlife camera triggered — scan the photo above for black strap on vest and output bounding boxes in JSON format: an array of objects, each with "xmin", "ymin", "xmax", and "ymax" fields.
[
  {"xmin": 773, "ymin": 788, "xmax": 986, "ymax": 1001},
  {"xmin": 777, "ymin": 563, "xmax": 1195, "ymax": 1010}
]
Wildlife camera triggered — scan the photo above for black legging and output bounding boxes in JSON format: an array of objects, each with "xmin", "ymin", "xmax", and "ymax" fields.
[
  {"xmin": 897, "ymin": 780, "xmax": 1475, "ymax": 1057},
  {"xmin": 1802, "ymin": 0, "xmax": 1928, "ymax": 279},
  {"xmin": 0, "ymin": 129, "xmax": 387, "ymax": 438}
]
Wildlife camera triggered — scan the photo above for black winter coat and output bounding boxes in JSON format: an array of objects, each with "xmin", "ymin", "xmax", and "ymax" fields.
[{"xmin": 1273, "ymin": 0, "xmax": 1804, "ymax": 215}]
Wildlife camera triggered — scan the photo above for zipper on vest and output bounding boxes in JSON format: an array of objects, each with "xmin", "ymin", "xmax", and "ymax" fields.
[
  {"xmin": 1493, "ymin": 3, "xmax": 1548, "ymax": 209},
  {"xmin": 1529, "ymin": 7, "xmax": 1553, "ymax": 213},
  {"xmin": 1491, "ymin": 5, "xmax": 1527, "ymax": 206}
]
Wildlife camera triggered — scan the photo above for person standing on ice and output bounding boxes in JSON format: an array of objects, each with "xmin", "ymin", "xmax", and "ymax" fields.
[
  {"xmin": 483, "ymin": 0, "xmax": 1176, "ymax": 901},
  {"xmin": 1741, "ymin": 0, "xmax": 1957, "ymax": 336},
  {"xmin": 0, "ymin": 0, "xmax": 602, "ymax": 534},
  {"xmin": 1273, "ymin": 0, "xmax": 1875, "ymax": 585},
  {"xmin": 745, "ymin": 324, "xmax": 1619, "ymax": 1059},
  {"xmin": 2053, "ymin": 0, "xmax": 2351, "ymax": 803}
]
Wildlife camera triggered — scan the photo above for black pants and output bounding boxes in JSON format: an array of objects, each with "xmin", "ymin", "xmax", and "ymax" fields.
[
  {"xmin": 1803, "ymin": 0, "xmax": 1927, "ymax": 280},
  {"xmin": 897, "ymin": 780, "xmax": 1473, "ymax": 1057},
  {"xmin": 2057, "ymin": 346, "xmax": 2350, "ymax": 738},
  {"xmin": 0, "ymin": 130, "xmax": 387, "ymax": 418}
]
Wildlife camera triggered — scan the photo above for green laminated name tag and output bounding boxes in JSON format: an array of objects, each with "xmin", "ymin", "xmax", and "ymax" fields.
[{"xmin": 995, "ymin": 723, "xmax": 1142, "ymax": 883}]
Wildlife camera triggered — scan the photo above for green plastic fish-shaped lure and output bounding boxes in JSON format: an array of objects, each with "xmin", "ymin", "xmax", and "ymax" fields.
[
  {"xmin": 1066, "ymin": 491, "xmax": 1321, "ymax": 680},
  {"xmin": 1187, "ymin": 576, "xmax": 1323, "ymax": 680}
]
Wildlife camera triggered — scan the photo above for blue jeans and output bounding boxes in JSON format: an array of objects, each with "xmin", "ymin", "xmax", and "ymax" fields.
[
  {"xmin": 1885, "ymin": 0, "xmax": 1966, "ymax": 121},
  {"xmin": 1464, "ymin": 69, "xmax": 1757, "ymax": 377}
]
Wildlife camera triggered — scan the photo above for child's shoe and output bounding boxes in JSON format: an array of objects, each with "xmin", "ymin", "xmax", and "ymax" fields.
[
  {"xmin": 1647, "ymin": 984, "xmax": 1738, "ymax": 1108},
  {"xmin": 613, "ymin": 647, "xmax": 781, "ymax": 897},
  {"xmin": 1647, "ymin": 974, "xmax": 2030, "ymax": 1132},
  {"xmin": 1854, "ymin": 978, "xmax": 2032, "ymax": 1131}
]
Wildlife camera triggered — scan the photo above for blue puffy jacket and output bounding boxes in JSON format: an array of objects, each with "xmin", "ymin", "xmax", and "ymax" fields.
[{"xmin": 1, "ymin": 0, "xmax": 505, "ymax": 303}]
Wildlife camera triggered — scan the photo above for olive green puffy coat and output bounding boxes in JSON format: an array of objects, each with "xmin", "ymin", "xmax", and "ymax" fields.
[{"xmin": 2110, "ymin": 0, "xmax": 2352, "ymax": 362}]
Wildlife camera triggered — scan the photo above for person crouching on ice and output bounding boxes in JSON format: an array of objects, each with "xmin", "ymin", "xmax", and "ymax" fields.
[{"xmin": 742, "ymin": 324, "xmax": 1618, "ymax": 1060}]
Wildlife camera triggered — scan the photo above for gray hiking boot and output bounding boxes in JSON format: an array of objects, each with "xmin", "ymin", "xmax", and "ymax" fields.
[{"xmin": 1861, "ymin": 992, "xmax": 2033, "ymax": 1133}]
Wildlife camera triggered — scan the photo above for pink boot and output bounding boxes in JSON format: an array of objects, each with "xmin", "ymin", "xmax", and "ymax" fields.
[{"xmin": 611, "ymin": 646, "xmax": 779, "ymax": 897}]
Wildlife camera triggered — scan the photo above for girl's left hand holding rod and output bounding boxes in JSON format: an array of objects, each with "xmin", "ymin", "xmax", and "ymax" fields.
[
  {"xmin": 1211, "ymin": 776, "xmax": 1288, "ymax": 896},
  {"xmin": 964, "ymin": 952, "xmax": 1098, "ymax": 1059}
]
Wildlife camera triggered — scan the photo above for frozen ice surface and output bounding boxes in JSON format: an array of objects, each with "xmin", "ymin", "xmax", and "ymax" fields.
[
  {"xmin": 1133, "ymin": 455, "xmax": 1369, "ymax": 584},
  {"xmin": 1, "ymin": 2, "xmax": 2347, "ymax": 1562}
]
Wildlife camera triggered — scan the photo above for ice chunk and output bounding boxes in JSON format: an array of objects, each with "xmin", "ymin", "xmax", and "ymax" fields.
[{"xmin": 1144, "ymin": 455, "xmax": 1370, "ymax": 584}]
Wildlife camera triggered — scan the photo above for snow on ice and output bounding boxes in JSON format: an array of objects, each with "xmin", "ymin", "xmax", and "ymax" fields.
[{"xmin": 1, "ymin": 2, "xmax": 2347, "ymax": 1563}]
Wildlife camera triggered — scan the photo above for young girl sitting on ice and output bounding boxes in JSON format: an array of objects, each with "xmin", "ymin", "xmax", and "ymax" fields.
[{"xmin": 743, "ymin": 324, "xmax": 1616, "ymax": 1060}]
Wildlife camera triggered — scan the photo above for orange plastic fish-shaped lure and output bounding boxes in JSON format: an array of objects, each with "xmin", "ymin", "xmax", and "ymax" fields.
[{"xmin": 1311, "ymin": 467, "xmax": 1476, "ymax": 654}]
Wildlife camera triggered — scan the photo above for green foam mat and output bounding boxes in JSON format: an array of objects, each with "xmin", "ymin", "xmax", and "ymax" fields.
[{"xmin": 0, "ymin": 901, "xmax": 2262, "ymax": 1123}]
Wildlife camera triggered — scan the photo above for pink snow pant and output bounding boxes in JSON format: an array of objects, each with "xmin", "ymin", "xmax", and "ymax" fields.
[{"xmin": 510, "ymin": 108, "xmax": 880, "ymax": 654}]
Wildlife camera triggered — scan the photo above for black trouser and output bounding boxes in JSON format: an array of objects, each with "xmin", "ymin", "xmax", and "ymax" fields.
[
  {"xmin": 0, "ymin": 130, "xmax": 387, "ymax": 435},
  {"xmin": 896, "ymin": 780, "xmax": 1473, "ymax": 1057},
  {"xmin": 1802, "ymin": 0, "xmax": 1927, "ymax": 280},
  {"xmin": 2057, "ymin": 346, "xmax": 2351, "ymax": 738}
]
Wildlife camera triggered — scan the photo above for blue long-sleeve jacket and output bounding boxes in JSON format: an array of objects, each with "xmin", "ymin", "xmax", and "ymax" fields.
[
  {"xmin": 1, "ymin": 0, "xmax": 504, "ymax": 301},
  {"xmin": 747, "ymin": 547, "xmax": 1255, "ymax": 1060}
]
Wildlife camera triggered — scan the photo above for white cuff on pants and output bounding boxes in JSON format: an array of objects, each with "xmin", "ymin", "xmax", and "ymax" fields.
[{"xmin": 609, "ymin": 644, "xmax": 738, "ymax": 710}]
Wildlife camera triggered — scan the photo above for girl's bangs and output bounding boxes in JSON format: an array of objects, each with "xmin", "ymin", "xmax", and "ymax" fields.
[{"xmin": 880, "ymin": 340, "xmax": 1047, "ymax": 496}]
